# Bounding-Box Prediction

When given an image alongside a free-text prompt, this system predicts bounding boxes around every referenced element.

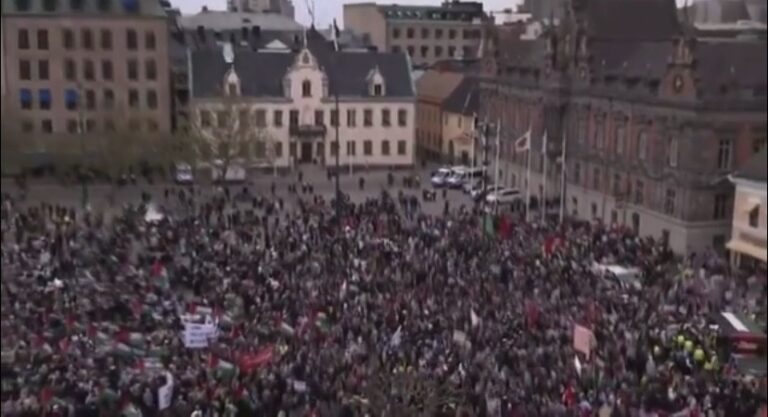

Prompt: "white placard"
[183,323,217,348]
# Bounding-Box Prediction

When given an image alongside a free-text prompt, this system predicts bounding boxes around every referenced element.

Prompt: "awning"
[727,239,768,263]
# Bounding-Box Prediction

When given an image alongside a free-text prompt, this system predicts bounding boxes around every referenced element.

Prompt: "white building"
[189,30,417,169]
[228,0,295,19]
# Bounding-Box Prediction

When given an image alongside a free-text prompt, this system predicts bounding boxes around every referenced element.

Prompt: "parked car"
[471,184,504,202]
[485,188,522,205]
[211,161,247,183]
[430,167,455,187]
[447,167,485,189]
[173,163,194,184]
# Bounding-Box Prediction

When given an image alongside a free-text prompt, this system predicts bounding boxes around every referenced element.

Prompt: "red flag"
[65,314,76,329]
[525,301,539,328]
[238,345,274,372]
[40,386,53,405]
[498,215,511,239]
[114,328,130,344]
[207,353,219,369]
[561,384,575,407]
[58,337,70,353]
[151,260,163,277]
[135,358,145,371]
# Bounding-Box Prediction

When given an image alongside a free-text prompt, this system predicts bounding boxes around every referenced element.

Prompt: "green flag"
[483,213,495,237]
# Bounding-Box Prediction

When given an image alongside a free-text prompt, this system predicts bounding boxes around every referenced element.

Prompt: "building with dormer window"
[189,29,416,169]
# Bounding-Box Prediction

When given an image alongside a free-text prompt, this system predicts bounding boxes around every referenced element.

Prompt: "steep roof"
[583,0,682,41]
[416,70,465,102]
[443,77,480,115]
[1,0,165,16]
[733,146,767,182]
[191,31,414,99]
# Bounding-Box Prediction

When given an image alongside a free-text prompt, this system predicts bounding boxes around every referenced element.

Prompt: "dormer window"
[302,53,310,65]
[373,83,383,96]
[302,80,312,98]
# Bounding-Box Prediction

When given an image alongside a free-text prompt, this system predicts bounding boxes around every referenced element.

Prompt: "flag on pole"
[515,129,531,152]
[541,130,548,153]
[483,213,495,236]
[331,19,341,52]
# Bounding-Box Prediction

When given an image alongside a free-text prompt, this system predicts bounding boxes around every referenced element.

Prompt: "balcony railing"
[289,124,327,137]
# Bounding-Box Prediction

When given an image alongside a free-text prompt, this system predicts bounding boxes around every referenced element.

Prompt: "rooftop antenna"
[305,0,316,27]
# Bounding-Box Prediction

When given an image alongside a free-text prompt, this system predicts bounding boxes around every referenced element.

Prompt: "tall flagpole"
[525,131,532,223]
[493,118,501,199]
[559,131,567,225]
[541,131,548,223]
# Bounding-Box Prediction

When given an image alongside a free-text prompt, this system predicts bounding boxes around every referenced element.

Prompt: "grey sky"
[177,0,523,28]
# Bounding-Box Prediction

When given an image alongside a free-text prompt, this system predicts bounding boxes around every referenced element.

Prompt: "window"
[573,163,581,184]
[81,29,93,50]
[38,89,51,110]
[421,28,429,39]
[717,139,732,170]
[85,119,97,133]
[392,46,401,53]
[273,110,283,127]
[634,180,644,205]
[145,59,157,81]
[330,109,339,127]
[63,29,75,49]
[397,140,407,156]
[595,119,604,149]
[147,119,159,132]
[668,138,679,167]
[18,29,30,49]
[346,140,356,156]
[749,206,760,228]
[449,29,456,39]
[420,46,429,58]
[612,173,622,195]
[593,168,601,190]
[41,119,53,133]
[407,46,414,57]
[19,89,32,110]
[382,109,391,127]
[382,140,391,156]
[753,137,767,154]
[101,60,113,81]
[37,60,50,81]
[363,109,373,127]
[615,125,626,156]
[289,110,299,126]
[217,111,229,128]
[435,28,443,39]
[664,189,676,215]
[101,29,112,50]
[637,131,648,161]
[713,194,729,220]
[103,89,115,109]
[274,142,283,158]
[127,89,140,109]
[67,119,79,134]
[127,59,138,81]
[435,46,443,57]
[448,46,456,58]
[128,119,141,132]
[398,109,408,127]
[83,59,95,81]
[37,29,49,50]
[65,59,77,81]
[347,109,356,127]
[331,142,339,157]
[406,28,414,39]
[200,110,212,128]
[126,29,138,50]
[146,90,158,109]
[19,60,31,81]
[238,110,250,128]
[392,28,400,39]
[374,83,383,96]
[145,31,156,50]
[65,89,78,110]
[255,109,267,127]
[314,110,324,126]
[85,89,96,110]
[363,140,373,156]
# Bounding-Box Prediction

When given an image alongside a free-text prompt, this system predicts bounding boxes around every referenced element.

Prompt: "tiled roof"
[733,146,767,182]
[693,40,767,93]
[584,0,682,41]
[416,70,465,102]
[443,77,479,115]
[1,0,166,16]
[178,10,303,31]
[191,30,414,99]
[590,41,674,80]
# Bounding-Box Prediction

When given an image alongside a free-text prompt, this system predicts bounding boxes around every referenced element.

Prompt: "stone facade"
[728,147,767,267]
[479,0,767,255]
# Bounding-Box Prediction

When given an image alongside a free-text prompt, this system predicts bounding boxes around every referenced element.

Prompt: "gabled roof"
[1,0,165,16]
[443,77,480,116]
[733,146,767,183]
[583,0,682,41]
[191,30,414,99]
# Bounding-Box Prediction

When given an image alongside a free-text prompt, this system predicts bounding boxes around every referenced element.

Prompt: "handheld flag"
[515,129,531,152]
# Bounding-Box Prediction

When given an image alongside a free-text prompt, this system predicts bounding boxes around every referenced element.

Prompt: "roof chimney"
[201,5,208,12]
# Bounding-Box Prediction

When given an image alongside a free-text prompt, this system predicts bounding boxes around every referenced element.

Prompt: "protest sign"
[183,322,217,349]
[573,324,595,358]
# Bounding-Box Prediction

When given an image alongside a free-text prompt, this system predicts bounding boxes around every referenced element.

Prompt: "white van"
[447,167,485,189]
[211,160,247,183]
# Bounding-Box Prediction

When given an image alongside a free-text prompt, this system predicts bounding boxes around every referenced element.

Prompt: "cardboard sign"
[183,323,217,349]
[573,324,596,358]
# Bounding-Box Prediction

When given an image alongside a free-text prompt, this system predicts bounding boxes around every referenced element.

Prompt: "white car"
[485,188,522,205]
[211,161,247,183]
[471,184,503,201]
[430,167,456,187]
[173,163,194,184]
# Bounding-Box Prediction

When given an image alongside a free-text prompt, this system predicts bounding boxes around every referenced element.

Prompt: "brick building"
[479,0,767,254]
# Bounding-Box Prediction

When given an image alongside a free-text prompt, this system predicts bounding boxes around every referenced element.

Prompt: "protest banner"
[238,345,275,372]
[573,323,595,358]
[183,322,217,349]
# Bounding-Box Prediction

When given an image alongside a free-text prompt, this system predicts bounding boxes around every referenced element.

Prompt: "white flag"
[515,129,531,151]
[158,371,174,410]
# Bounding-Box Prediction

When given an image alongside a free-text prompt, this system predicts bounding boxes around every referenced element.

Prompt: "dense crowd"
[0,179,766,417]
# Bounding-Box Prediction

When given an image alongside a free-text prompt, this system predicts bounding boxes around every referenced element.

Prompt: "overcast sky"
[177,0,523,29]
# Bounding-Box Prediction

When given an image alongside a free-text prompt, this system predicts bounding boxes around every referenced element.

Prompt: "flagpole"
[559,131,567,225]
[541,131,548,223]
[525,134,532,223]
[493,119,501,214]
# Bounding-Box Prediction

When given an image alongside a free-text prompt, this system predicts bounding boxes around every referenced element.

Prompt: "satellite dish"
[223,42,235,64]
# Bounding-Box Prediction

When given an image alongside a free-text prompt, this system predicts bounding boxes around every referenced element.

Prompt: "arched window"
[302,80,311,98]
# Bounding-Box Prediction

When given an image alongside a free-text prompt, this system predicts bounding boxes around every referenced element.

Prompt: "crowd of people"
[0,175,766,417]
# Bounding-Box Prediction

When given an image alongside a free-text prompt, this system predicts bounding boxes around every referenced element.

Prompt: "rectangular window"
[302,81,312,97]
[65,89,78,110]
[330,110,339,127]
[749,206,760,228]
[363,109,373,127]
[435,46,443,58]
[381,140,390,156]
[101,29,112,50]
[274,142,283,158]
[38,60,49,80]
[85,119,97,133]
[664,189,676,216]
[67,119,79,134]
[19,89,32,110]
[363,140,373,156]
[200,110,212,128]
[634,180,644,205]
[217,111,229,128]
[612,173,622,195]
[392,28,400,39]
[81,29,93,50]
[595,120,604,150]
[145,59,157,81]
[449,29,456,39]
[146,90,158,109]
[713,193,729,220]
[346,140,356,156]
[289,110,299,126]
[22,121,35,134]
[347,109,356,127]
[406,28,414,39]
[593,168,601,190]
[255,110,267,127]
[668,138,679,167]
[126,29,138,50]
[239,110,250,128]
[37,29,49,50]
[315,110,324,126]
[83,59,95,81]
[38,89,51,110]
[382,109,391,127]
[85,89,96,110]
[717,139,732,170]
[128,89,139,109]
[18,29,30,49]
[101,60,113,81]
[435,28,443,39]
[637,131,648,160]
[397,140,407,156]
[145,31,156,50]
[65,59,77,81]
[273,110,283,127]
[41,119,53,133]
[63,29,75,49]
[398,109,408,127]
[331,142,339,157]
[573,163,581,185]
[420,46,428,58]
[103,89,115,109]
[421,28,429,39]
[616,125,626,156]
[127,59,138,81]
[19,60,31,81]
[448,46,456,58]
